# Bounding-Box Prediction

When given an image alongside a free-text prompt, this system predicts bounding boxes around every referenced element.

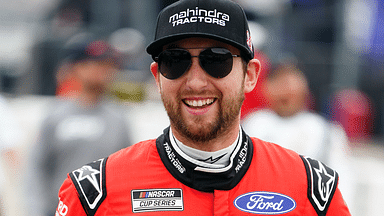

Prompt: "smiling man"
[55,0,351,215]
[153,37,253,151]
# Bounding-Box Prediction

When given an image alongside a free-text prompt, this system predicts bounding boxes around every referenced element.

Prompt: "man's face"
[266,72,308,117]
[74,59,117,94]
[154,38,248,144]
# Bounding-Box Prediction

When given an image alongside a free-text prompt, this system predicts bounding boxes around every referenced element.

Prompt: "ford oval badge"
[234,191,296,214]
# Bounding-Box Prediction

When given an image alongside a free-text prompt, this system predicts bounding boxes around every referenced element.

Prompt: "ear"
[244,58,261,93]
[150,62,161,91]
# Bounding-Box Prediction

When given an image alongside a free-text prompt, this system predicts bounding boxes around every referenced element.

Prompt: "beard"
[161,87,245,143]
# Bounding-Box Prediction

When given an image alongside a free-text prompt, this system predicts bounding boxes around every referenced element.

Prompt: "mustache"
[178,89,221,98]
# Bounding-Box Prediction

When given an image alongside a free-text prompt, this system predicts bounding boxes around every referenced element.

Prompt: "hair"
[267,63,306,82]
[240,53,251,77]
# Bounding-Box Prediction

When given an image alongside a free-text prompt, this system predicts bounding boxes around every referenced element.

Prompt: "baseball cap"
[146,0,254,61]
[63,33,118,64]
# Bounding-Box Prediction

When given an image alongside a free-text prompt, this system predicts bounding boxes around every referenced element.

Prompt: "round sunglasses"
[154,47,241,80]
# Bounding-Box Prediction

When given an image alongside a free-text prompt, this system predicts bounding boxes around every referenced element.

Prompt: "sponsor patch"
[69,158,107,216]
[56,199,68,216]
[163,142,186,173]
[131,189,183,213]
[234,191,296,214]
[169,7,230,27]
[300,156,338,216]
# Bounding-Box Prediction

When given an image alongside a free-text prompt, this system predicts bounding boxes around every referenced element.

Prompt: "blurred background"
[0,0,383,215]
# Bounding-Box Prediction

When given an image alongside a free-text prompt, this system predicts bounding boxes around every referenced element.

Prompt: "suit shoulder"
[300,155,340,215]
[106,139,159,173]
[109,139,157,162]
[63,139,158,215]
[249,137,342,215]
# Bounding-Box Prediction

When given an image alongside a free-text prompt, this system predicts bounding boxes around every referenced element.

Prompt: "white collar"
[169,127,241,170]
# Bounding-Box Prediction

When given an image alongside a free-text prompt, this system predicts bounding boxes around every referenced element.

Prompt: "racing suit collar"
[169,127,240,169]
[156,127,253,192]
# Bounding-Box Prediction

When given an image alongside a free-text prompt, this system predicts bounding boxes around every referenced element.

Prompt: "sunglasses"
[154,47,241,80]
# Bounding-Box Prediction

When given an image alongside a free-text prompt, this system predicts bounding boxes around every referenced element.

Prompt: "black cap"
[146,0,254,61]
[64,33,118,63]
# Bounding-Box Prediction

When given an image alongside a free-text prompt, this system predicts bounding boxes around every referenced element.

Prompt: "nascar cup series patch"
[131,189,184,213]
[234,191,296,214]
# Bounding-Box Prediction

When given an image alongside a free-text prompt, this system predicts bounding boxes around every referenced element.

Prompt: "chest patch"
[131,189,184,213]
[234,191,296,214]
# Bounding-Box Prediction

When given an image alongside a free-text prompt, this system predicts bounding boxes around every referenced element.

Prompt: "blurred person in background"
[0,94,24,215]
[56,0,350,215]
[25,33,133,216]
[328,88,375,144]
[242,63,356,207]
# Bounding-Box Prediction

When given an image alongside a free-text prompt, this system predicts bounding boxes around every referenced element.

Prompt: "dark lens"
[199,48,233,78]
[158,49,191,79]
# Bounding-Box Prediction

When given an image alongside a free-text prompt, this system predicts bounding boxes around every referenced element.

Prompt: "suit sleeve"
[55,176,87,216]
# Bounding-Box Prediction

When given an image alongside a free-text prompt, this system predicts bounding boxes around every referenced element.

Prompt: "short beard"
[161,87,245,144]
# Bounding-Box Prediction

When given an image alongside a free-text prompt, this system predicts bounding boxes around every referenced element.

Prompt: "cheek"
[159,78,181,97]
[220,73,245,95]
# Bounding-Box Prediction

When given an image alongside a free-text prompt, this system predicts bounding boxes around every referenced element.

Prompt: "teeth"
[185,98,214,107]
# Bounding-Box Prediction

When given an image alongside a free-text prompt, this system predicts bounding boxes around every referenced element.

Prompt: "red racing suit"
[56,127,351,215]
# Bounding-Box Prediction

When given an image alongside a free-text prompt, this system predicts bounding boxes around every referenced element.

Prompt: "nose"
[184,56,209,90]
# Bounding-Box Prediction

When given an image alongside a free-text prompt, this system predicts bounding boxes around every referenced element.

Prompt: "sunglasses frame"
[154,47,241,80]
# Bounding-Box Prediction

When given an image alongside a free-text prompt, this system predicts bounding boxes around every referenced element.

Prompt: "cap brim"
[146,32,253,61]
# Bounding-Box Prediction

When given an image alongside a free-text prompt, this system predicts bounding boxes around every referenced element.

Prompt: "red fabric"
[57,138,350,215]
[56,178,87,216]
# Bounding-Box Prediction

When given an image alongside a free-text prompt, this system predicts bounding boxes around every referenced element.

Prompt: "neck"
[170,123,241,152]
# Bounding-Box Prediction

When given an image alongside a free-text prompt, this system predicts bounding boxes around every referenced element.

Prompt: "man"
[27,34,132,216]
[56,0,351,215]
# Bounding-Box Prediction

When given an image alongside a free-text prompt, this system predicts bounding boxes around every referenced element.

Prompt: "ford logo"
[234,191,296,214]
